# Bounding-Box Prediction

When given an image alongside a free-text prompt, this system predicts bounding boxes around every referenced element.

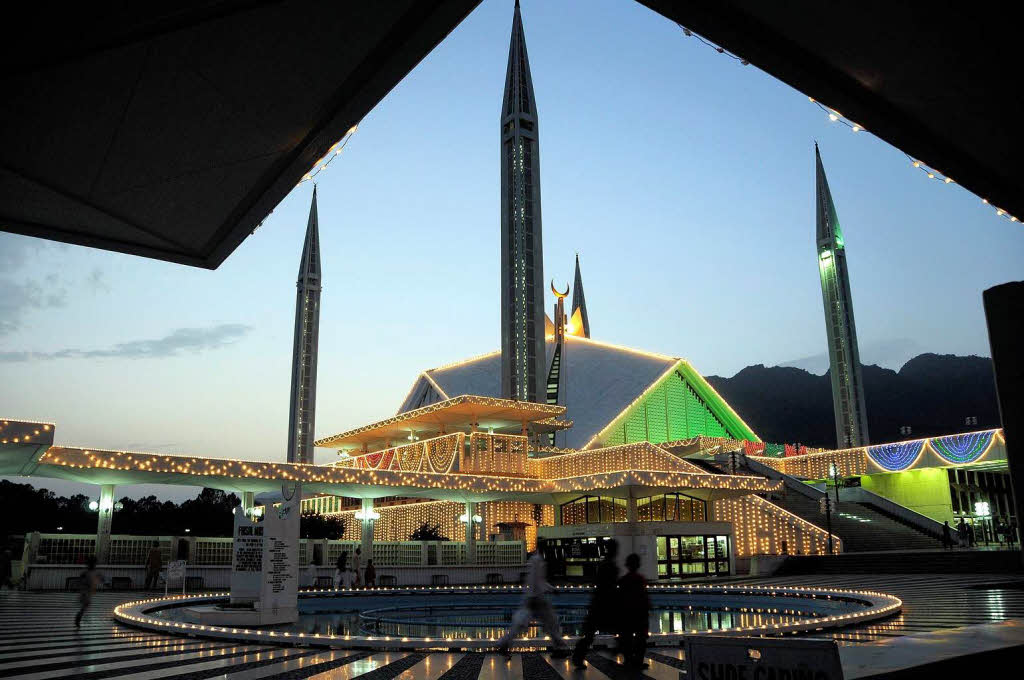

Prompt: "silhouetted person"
[966,522,976,547]
[617,553,650,669]
[335,550,348,589]
[942,521,953,550]
[957,518,968,548]
[144,542,162,589]
[364,559,376,588]
[572,539,619,669]
[75,556,102,628]
[0,548,12,589]
[497,551,571,660]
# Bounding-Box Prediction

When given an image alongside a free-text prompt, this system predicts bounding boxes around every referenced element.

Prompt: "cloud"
[87,268,111,293]
[0,323,252,362]
[0,278,68,336]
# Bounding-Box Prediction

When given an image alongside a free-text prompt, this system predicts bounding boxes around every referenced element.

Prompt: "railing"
[526,441,704,478]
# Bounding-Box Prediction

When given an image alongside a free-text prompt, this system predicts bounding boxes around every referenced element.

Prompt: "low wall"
[25,563,527,590]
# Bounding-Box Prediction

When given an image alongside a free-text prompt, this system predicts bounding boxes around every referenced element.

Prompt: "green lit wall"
[601,368,755,446]
[860,468,953,523]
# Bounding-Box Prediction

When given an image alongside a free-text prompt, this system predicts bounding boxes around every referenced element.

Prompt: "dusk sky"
[2,0,1021,500]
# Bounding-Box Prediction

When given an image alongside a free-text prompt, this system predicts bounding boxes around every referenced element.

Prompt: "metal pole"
[825,495,834,555]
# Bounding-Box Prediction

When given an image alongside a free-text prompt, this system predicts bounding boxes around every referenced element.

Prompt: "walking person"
[364,559,376,588]
[957,518,968,548]
[352,547,362,588]
[144,542,162,590]
[74,556,103,628]
[334,550,348,589]
[966,522,976,548]
[617,553,650,669]
[497,551,571,659]
[0,548,12,590]
[941,521,953,550]
[572,539,619,669]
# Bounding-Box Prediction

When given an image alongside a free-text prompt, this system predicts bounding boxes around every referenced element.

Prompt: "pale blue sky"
[2,0,1021,500]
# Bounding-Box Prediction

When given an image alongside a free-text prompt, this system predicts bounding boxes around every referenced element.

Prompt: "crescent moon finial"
[550,279,569,298]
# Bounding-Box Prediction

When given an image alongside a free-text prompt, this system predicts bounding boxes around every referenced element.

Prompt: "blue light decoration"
[930,430,994,465]
[867,440,925,472]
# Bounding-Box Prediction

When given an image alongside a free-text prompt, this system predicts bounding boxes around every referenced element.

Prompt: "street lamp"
[974,501,991,545]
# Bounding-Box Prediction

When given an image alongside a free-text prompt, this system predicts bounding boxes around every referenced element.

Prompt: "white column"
[464,501,476,564]
[360,498,374,560]
[96,484,115,563]
[479,502,489,542]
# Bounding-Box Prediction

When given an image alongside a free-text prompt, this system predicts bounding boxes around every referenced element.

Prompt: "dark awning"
[0,0,480,268]
[638,0,1024,223]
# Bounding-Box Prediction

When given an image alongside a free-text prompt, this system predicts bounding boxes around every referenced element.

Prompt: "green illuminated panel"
[608,365,757,446]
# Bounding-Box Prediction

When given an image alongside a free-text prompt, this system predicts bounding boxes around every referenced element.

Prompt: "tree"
[300,512,346,539]
[409,522,447,541]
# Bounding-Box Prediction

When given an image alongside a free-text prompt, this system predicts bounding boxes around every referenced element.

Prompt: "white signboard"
[260,494,301,619]
[231,508,264,604]
[685,635,843,680]
[165,560,187,595]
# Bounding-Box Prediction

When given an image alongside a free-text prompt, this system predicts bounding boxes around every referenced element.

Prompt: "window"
[637,493,706,522]
[655,534,730,578]
[559,495,627,525]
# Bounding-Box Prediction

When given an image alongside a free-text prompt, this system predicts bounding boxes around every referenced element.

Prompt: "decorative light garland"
[866,440,926,472]
[929,430,995,465]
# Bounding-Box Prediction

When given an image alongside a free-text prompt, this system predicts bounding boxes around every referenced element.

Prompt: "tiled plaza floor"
[1,573,1022,679]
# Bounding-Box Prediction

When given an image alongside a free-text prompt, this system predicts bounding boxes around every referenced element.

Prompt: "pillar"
[241,491,255,515]
[464,501,476,564]
[360,498,374,561]
[479,502,488,542]
[96,484,115,563]
[984,282,1024,563]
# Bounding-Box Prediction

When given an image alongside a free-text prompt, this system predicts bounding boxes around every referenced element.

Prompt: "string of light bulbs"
[676,24,749,65]
[811,99,1020,223]
[298,124,359,185]
[674,22,1020,225]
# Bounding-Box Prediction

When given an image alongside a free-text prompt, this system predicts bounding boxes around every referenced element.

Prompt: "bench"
[110,576,132,590]
[486,573,503,584]
[379,575,397,587]
[430,574,449,586]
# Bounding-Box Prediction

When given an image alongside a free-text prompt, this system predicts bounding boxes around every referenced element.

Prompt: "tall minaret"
[287,187,322,464]
[570,253,591,338]
[500,0,546,403]
[816,145,869,449]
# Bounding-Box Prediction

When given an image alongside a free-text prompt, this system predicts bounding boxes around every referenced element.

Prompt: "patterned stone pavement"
[1,573,1022,679]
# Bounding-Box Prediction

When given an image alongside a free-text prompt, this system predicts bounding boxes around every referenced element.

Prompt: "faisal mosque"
[0,2,1013,588]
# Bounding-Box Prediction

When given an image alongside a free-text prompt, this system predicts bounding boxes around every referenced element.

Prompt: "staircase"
[687,454,944,553]
[773,549,1024,575]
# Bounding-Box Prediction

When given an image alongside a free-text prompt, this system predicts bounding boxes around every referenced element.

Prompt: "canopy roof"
[315,395,568,452]
[0,1,481,267]
[0,423,778,504]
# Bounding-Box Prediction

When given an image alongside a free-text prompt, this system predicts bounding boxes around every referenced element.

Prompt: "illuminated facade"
[816,144,869,449]
[500,0,547,404]
[287,189,321,464]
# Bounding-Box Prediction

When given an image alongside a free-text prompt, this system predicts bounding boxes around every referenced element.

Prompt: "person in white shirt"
[352,547,362,588]
[497,551,570,659]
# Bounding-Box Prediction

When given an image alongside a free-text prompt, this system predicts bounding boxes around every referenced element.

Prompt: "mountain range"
[705,353,1001,449]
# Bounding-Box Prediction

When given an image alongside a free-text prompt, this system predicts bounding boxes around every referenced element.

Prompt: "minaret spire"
[570,253,591,338]
[816,145,869,448]
[287,187,322,464]
[500,0,546,403]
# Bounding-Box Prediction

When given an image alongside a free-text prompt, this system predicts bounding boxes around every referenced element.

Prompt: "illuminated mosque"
[0,2,1012,587]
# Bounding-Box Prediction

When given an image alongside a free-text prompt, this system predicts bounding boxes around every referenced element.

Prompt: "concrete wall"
[859,468,953,523]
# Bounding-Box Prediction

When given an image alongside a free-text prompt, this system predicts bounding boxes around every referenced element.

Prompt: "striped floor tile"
[2,573,1022,678]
